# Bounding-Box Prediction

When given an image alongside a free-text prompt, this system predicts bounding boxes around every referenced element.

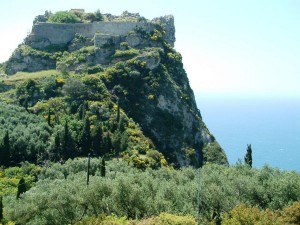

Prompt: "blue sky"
[1,0,299,98]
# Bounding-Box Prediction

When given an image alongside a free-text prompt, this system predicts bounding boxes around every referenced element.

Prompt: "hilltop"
[1,10,300,225]
[0,10,228,167]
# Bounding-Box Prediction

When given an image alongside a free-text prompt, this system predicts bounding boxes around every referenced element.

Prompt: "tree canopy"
[48,11,81,23]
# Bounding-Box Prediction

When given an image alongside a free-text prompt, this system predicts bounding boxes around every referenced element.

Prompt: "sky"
[0,0,300,98]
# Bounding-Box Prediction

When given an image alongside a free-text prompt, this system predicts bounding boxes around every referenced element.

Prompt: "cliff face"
[102,48,228,166]
[3,11,228,167]
[5,14,175,75]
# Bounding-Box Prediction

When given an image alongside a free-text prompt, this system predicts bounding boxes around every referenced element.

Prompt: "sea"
[195,94,300,172]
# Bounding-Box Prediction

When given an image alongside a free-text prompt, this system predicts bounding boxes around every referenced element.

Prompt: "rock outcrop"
[3,11,228,167]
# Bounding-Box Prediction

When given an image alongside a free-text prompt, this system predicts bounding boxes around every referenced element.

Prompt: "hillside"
[0,10,227,167]
[1,10,300,225]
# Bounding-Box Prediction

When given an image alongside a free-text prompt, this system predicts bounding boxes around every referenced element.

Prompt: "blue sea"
[196,94,300,172]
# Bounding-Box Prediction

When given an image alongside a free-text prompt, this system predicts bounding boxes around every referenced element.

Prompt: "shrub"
[48,11,81,23]
[222,204,281,225]
[112,49,139,60]
[87,65,104,74]
[281,201,300,225]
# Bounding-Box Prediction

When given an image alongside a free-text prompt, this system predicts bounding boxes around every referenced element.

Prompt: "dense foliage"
[46,10,104,24]
[0,41,227,167]
[0,95,166,168]
[2,11,299,225]
[0,102,52,164]
[48,11,81,23]
[1,159,299,224]
[2,18,228,167]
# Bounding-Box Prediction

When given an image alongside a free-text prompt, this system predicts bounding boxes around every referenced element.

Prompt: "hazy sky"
[1,0,299,98]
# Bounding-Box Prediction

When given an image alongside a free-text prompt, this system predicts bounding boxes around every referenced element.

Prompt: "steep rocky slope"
[1,10,227,167]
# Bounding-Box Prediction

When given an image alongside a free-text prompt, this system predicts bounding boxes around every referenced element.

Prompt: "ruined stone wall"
[26,17,175,48]
[28,23,93,45]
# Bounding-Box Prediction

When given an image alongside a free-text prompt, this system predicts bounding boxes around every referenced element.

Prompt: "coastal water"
[196,95,300,172]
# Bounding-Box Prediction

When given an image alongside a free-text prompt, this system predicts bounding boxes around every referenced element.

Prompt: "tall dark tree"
[47,107,51,126]
[103,133,113,155]
[54,132,62,161]
[62,121,74,160]
[78,101,87,120]
[17,177,27,199]
[54,113,60,125]
[118,115,127,132]
[112,130,122,157]
[87,154,91,186]
[0,131,11,167]
[92,124,103,156]
[116,99,120,123]
[244,144,252,168]
[81,116,91,156]
[95,9,103,21]
[196,148,203,169]
[101,157,106,177]
[16,79,38,108]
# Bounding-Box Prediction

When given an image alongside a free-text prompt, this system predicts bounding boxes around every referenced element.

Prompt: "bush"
[87,65,104,74]
[75,213,196,225]
[112,49,139,60]
[83,10,103,23]
[222,204,281,225]
[48,11,81,23]
[155,213,196,225]
[281,201,300,225]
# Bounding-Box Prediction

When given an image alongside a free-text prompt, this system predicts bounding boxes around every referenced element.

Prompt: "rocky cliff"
[2,11,228,167]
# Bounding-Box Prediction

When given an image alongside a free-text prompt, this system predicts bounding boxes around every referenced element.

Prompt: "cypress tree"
[95,9,103,21]
[81,116,91,156]
[87,154,91,186]
[55,113,60,125]
[244,144,253,168]
[54,132,61,161]
[17,177,26,199]
[62,121,74,160]
[92,124,102,157]
[116,99,120,123]
[0,131,11,167]
[118,115,126,132]
[101,157,106,177]
[103,133,113,155]
[78,101,87,120]
[112,130,122,157]
[47,107,51,126]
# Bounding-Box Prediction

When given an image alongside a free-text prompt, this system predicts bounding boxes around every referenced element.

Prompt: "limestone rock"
[136,51,160,70]
[3,11,228,167]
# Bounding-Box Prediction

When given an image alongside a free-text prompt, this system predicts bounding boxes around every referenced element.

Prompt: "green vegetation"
[1,34,227,167]
[82,10,103,23]
[244,144,253,167]
[75,213,196,224]
[16,177,26,199]
[56,46,96,73]
[0,102,52,164]
[2,13,228,166]
[112,48,140,60]
[1,160,299,224]
[48,11,81,23]
[0,75,166,167]
[46,10,103,24]
[0,162,40,197]
[3,11,292,224]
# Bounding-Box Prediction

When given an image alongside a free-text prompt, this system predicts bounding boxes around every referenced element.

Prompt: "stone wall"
[25,16,175,49]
